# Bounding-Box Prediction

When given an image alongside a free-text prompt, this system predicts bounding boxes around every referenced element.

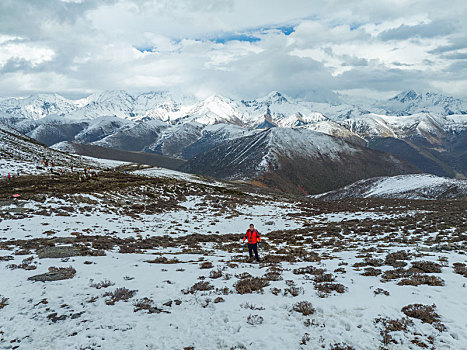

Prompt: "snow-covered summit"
[314,174,467,200]
[381,90,467,116]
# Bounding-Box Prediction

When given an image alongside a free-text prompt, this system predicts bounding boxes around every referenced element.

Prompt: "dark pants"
[248,243,260,261]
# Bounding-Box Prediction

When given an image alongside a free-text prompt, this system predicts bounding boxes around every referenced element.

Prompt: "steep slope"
[0,123,87,176]
[182,128,419,194]
[314,174,467,200]
[54,142,185,170]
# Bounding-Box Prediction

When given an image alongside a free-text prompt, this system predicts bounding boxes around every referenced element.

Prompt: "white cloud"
[0,0,466,100]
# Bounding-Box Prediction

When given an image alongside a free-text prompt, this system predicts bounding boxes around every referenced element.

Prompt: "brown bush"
[365,258,384,267]
[209,269,223,279]
[104,287,137,305]
[398,274,444,286]
[373,288,390,296]
[330,343,355,350]
[235,277,269,294]
[90,279,114,289]
[263,271,282,281]
[0,296,8,309]
[453,262,467,277]
[293,266,325,275]
[314,282,346,297]
[362,267,382,276]
[235,272,252,279]
[374,317,413,345]
[145,256,181,264]
[385,250,411,267]
[381,268,413,281]
[314,273,335,283]
[270,287,281,295]
[292,301,315,316]
[200,261,213,269]
[187,281,214,294]
[401,304,446,332]
[133,297,169,314]
[284,286,304,297]
[411,261,442,273]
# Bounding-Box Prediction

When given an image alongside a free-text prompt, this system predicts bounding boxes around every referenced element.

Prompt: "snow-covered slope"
[380,90,467,116]
[183,127,418,194]
[0,123,93,176]
[314,174,467,200]
[1,166,466,349]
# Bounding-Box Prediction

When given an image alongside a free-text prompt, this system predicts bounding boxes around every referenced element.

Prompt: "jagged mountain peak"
[390,90,421,103]
[257,91,290,104]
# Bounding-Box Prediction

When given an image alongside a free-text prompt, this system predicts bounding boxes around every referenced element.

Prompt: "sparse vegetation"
[0,296,8,309]
[104,287,137,305]
[401,304,446,332]
[246,314,263,325]
[235,277,269,294]
[292,301,315,316]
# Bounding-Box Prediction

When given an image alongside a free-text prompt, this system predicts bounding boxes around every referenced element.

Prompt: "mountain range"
[0,89,466,194]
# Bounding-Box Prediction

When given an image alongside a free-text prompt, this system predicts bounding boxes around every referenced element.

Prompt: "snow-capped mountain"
[313,174,467,200]
[0,94,78,120]
[380,90,467,116]
[182,127,418,194]
[1,89,466,187]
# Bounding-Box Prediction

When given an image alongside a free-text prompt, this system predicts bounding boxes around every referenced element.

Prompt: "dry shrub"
[200,261,213,269]
[104,287,137,305]
[314,273,335,283]
[90,279,114,289]
[365,258,384,267]
[235,277,269,294]
[133,297,170,314]
[145,256,181,264]
[271,287,281,295]
[330,343,355,350]
[362,267,382,276]
[385,250,411,267]
[235,272,252,279]
[453,262,467,277]
[246,314,263,325]
[374,317,413,345]
[133,297,153,311]
[314,282,346,297]
[401,304,446,332]
[263,271,282,281]
[292,301,315,316]
[187,281,214,294]
[0,296,8,309]
[411,261,442,273]
[381,268,413,281]
[398,274,444,286]
[373,288,390,296]
[241,302,265,310]
[293,266,325,276]
[209,269,223,279]
[284,286,304,297]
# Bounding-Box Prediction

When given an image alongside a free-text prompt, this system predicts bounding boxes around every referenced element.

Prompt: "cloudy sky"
[1,0,466,101]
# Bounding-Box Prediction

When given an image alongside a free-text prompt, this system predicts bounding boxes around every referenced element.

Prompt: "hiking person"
[243,224,261,262]
[7,173,11,181]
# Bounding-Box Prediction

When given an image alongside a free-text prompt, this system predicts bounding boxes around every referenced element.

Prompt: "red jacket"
[244,229,261,244]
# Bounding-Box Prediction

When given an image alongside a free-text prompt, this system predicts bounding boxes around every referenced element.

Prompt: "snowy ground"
[0,170,466,349]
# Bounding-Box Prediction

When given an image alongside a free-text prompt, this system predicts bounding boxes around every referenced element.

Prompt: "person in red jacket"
[243,224,261,262]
